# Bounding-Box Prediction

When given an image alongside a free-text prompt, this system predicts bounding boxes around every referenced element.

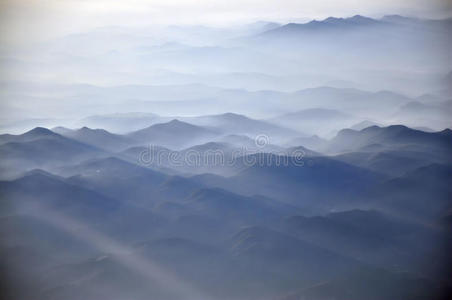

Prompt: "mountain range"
[2,12,452,300]
[1,117,451,300]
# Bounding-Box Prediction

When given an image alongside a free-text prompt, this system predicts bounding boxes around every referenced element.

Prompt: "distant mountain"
[269,108,357,136]
[180,141,235,153]
[260,15,452,40]
[183,188,296,225]
[327,125,452,176]
[274,108,352,121]
[215,134,256,147]
[180,141,301,173]
[203,153,384,210]
[0,171,119,219]
[334,149,431,177]
[182,112,302,142]
[176,142,242,175]
[60,157,168,206]
[0,128,104,178]
[327,125,452,154]
[413,126,436,132]
[285,87,411,118]
[0,127,59,145]
[261,15,385,37]
[59,156,165,179]
[127,119,219,149]
[284,135,328,151]
[119,140,286,176]
[156,175,206,205]
[63,87,421,133]
[118,145,178,174]
[79,112,165,133]
[283,145,321,157]
[215,134,287,154]
[391,101,452,130]
[51,126,73,135]
[244,21,281,34]
[350,120,383,131]
[53,126,134,151]
[119,138,321,176]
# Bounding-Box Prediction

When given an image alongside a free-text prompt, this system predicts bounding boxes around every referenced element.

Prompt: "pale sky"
[1,0,451,44]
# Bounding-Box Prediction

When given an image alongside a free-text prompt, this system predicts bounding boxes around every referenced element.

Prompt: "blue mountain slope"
[227,153,384,208]
[368,163,452,220]
[0,171,119,218]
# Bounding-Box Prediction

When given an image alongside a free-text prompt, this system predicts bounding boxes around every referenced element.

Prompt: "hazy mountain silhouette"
[183,112,302,141]
[262,15,384,37]
[128,119,218,149]
[194,153,384,212]
[350,120,383,130]
[0,127,60,145]
[183,188,296,225]
[326,125,452,154]
[269,108,356,136]
[2,119,450,300]
[0,128,105,178]
[80,112,163,133]
[325,125,452,176]
[53,126,134,151]
[284,135,328,151]
[392,101,452,129]
[0,171,119,219]
[60,157,169,207]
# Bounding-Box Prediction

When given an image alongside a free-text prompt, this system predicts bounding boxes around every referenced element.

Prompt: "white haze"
[0,1,451,135]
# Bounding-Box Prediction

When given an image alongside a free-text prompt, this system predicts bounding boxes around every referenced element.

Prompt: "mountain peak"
[324,17,342,23]
[360,125,382,132]
[161,119,204,130]
[218,112,249,121]
[439,128,452,135]
[145,119,197,130]
[350,15,372,21]
[25,127,55,136]
[77,126,109,134]
[78,126,94,132]
[128,118,217,149]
